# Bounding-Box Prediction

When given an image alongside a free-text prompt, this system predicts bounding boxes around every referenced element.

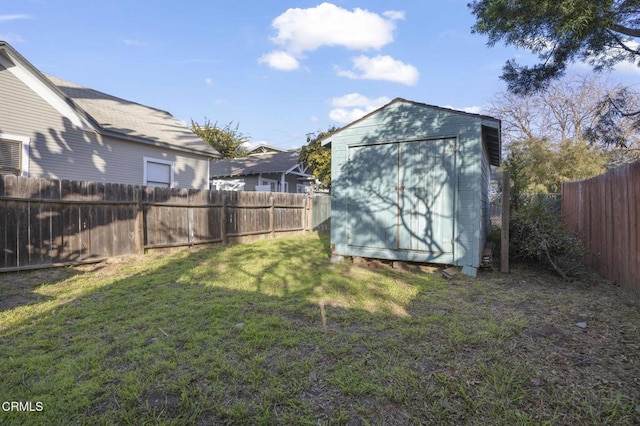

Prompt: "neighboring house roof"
[0,41,219,158]
[210,151,310,178]
[247,144,288,155]
[320,97,501,166]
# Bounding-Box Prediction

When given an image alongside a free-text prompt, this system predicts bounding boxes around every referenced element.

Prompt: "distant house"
[247,144,287,155]
[0,41,219,189]
[210,151,315,193]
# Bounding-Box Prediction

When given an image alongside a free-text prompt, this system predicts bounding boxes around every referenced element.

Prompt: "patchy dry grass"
[0,234,639,425]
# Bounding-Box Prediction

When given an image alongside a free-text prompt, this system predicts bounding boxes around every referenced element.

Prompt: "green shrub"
[509,201,584,280]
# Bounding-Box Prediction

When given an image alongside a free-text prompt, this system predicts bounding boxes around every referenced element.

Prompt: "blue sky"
[2,1,639,150]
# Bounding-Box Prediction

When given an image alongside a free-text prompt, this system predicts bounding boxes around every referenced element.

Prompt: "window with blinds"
[0,138,22,176]
[144,157,174,188]
[146,161,172,187]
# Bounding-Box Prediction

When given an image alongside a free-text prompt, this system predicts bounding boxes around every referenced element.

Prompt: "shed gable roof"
[0,41,219,158]
[321,97,502,166]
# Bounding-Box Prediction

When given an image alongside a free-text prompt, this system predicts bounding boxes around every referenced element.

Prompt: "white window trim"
[259,177,279,192]
[143,157,175,187]
[0,133,30,177]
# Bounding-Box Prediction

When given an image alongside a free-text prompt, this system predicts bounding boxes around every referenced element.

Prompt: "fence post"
[221,193,227,244]
[501,170,510,273]
[136,190,144,254]
[304,196,310,232]
[269,195,275,238]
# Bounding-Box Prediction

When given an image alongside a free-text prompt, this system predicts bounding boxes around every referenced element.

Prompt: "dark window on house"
[0,138,22,176]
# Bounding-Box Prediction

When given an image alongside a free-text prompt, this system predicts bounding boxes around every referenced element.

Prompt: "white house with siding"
[0,41,219,189]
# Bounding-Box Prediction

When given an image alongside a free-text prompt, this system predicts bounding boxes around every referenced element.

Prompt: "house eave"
[210,170,314,180]
[1,41,220,159]
[100,129,220,158]
[0,42,101,132]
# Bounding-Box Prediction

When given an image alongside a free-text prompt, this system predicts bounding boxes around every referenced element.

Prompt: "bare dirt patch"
[474,264,640,415]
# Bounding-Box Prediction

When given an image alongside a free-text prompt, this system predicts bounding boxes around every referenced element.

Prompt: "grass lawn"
[1,234,639,425]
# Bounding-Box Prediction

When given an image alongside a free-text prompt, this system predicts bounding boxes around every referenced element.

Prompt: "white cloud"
[613,60,640,74]
[612,40,640,74]
[462,105,484,114]
[442,105,485,114]
[329,93,391,123]
[383,11,405,21]
[0,14,30,22]
[204,78,213,86]
[241,140,268,150]
[260,3,403,70]
[337,54,419,85]
[123,39,147,47]
[568,40,640,75]
[258,50,300,71]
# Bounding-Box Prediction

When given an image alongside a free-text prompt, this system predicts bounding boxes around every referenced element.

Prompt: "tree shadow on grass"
[0,234,440,425]
[2,234,638,425]
[0,265,83,311]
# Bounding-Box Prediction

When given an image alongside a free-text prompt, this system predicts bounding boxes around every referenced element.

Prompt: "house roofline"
[99,128,219,158]
[210,168,315,180]
[0,41,103,132]
[0,40,220,159]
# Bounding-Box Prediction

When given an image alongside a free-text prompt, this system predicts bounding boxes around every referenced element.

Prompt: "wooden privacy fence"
[0,175,331,272]
[561,161,640,297]
[311,193,331,234]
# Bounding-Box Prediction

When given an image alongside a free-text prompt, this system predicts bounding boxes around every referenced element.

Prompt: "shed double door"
[346,138,456,258]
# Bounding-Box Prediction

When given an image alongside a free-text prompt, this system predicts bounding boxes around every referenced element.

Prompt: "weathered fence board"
[562,161,640,297]
[312,194,331,233]
[0,175,331,271]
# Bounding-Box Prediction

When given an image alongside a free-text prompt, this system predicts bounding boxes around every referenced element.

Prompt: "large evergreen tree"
[469,0,640,95]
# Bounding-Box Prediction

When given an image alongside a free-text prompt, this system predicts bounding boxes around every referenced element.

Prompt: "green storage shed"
[321,98,501,274]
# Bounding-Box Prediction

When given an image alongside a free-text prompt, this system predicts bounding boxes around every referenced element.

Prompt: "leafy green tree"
[503,137,608,199]
[191,119,249,159]
[469,0,640,95]
[504,138,558,196]
[299,126,338,189]
[556,139,610,183]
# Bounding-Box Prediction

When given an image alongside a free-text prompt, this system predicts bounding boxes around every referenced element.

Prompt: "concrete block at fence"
[330,255,345,264]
